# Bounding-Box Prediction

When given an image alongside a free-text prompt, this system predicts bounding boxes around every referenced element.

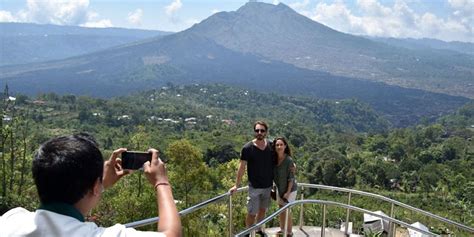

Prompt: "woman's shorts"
[276,190,297,206]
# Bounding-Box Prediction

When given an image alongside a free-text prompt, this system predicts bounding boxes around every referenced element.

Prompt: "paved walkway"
[256,226,363,237]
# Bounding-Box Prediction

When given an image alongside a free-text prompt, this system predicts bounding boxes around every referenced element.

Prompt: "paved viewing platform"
[262,226,362,237]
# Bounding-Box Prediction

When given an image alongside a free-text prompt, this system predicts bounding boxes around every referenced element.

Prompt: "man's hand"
[229,185,238,195]
[143,149,169,186]
[103,148,129,189]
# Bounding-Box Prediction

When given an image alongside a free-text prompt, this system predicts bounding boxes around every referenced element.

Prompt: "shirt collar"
[38,202,85,222]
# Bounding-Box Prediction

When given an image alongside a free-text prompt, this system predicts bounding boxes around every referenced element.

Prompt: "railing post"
[321,204,326,237]
[228,194,233,237]
[345,192,352,236]
[284,209,290,236]
[389,203,395,237]
[298,186,304,229]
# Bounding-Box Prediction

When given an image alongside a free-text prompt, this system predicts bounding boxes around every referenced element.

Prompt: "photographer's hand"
[143,149,168,185]
[103,148,129,189]
[144,148,182,236]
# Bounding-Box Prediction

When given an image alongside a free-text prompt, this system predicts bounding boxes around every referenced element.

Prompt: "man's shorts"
[247,185,272,215]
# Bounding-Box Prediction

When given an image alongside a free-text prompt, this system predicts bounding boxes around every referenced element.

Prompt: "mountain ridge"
[0,2,470,127]
[188,2,474,99]
[0,22,172,66]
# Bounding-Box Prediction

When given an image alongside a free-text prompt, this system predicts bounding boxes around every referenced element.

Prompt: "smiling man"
[229,121,274,236]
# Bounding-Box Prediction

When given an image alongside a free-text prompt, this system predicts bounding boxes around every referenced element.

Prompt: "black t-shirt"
[241,140,274,188]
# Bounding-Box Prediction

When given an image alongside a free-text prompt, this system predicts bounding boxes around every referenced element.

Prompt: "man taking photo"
[0,133,182,237]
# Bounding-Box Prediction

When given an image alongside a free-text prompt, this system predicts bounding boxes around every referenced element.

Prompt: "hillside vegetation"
[0,84,472,235]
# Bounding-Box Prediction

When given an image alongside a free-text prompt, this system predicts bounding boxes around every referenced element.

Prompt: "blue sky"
[0,0,472,42]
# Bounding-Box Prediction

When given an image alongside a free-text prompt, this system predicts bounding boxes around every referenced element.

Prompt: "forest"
[0,83,472,236]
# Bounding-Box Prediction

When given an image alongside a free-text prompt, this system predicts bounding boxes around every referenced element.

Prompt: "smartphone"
[121,151,152,170]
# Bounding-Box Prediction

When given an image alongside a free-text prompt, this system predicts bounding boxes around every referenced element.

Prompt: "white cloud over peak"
[0,0,112,28]
[165,0,182,16]
[128,8,143,25]
[303,0,473,42]
[289,0,309,11]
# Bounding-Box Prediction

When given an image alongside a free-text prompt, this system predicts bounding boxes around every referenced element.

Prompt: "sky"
[0,0,472,42]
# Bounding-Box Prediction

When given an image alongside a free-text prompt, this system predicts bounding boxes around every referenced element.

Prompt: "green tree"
[204,142,238,166]
[305,148,355,187]
[419,164,441,193]
[167,139,211,207]
[166,139,212,236]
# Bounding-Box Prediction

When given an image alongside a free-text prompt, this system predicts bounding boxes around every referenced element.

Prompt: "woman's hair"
[272,137,292,157]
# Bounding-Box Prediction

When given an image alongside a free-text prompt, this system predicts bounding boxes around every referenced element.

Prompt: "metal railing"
[297,183,474,235]
[124,183,474,236]
[124,186,249,230]
[235,199,439,237]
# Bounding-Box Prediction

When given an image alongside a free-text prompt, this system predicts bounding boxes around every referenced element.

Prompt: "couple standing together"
[229,121,297,237]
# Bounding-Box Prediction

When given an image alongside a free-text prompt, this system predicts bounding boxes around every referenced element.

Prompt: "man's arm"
[144,149,181,237]
[229,160,247,194]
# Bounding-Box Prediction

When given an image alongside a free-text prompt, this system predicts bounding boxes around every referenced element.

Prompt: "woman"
[272,137,297,237]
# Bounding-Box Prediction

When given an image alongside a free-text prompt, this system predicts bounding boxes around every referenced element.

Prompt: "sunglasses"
[254,129,266,133]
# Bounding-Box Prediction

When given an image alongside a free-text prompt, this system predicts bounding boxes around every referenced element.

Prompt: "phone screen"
[121,151,152,170]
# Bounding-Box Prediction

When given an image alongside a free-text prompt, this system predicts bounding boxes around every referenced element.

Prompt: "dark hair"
[254,121,268,131]
[32,133,103,204]
[272,137,292,157]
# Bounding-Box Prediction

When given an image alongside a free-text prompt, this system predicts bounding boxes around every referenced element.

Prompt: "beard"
[255,134,265,140]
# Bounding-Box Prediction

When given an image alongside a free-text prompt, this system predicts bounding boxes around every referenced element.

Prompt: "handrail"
[298,183,474,233]
[235,199,439,237]
[124,186,249,228]
[124,183,473,235]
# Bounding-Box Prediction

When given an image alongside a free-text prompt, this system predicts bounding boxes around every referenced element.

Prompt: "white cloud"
[302,0,473,42]
[0,10,16,22]
[273,0,280,4]
[80,19,113,28]
[165,0,182,24]
[211,9,220,14]
[165,0,182,16]
[357,0,391,17]
[128,8,143,25]
[289,0,310,11]
[0,0,113,27]
[448,0,474,9]
[448,0,473,32]
[22,0,90,25]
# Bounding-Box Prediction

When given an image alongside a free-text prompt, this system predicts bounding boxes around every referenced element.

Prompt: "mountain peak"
[189,0,336,45]
[237,1,295,15]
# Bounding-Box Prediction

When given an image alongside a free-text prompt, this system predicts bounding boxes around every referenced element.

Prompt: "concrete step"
[260,226,363,237]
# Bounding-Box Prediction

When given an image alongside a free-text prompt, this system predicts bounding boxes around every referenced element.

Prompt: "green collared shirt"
[38,202,84,222]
